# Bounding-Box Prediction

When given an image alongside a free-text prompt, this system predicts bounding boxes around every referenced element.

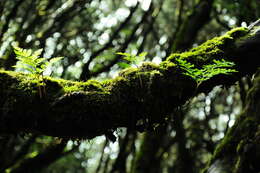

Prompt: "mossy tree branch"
[0,26,259,139]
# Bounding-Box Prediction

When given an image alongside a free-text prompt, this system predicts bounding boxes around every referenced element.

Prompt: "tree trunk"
[202,70,260,173]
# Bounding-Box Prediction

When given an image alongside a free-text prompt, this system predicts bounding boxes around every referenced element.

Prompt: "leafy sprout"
[116,52,147,68]
[116,52,147,88]
[12,45,63,98]
[12,46,62,75]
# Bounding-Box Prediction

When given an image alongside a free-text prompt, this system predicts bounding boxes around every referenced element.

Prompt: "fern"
[12,45,63,98]
[116,52,147,88]
[175,58,237,82]
[13,46,62,75]
[116,52,147,68]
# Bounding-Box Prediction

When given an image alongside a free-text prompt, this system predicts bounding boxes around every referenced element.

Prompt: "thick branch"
[0,26,259,139]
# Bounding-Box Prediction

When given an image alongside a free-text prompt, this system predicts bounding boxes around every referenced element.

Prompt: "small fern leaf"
[49,57,63,64]
[33,48,43,57]
[13,64,35,73]
[13,47,32,58]
[35,58,46,65]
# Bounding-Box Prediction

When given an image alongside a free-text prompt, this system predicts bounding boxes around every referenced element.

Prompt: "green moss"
[212,131,233,159]
[159,61,178,73]
[236,140,246,154]
[118,67,139,77]
[203,112,260,173]
[226,27,249,38]
[62,80,104,93]
[0,71,41,97]
[167,27,249,66]
[0,70,108,101]
[212,115,256,159]
[139,62,161,71]
[106,76,131,94]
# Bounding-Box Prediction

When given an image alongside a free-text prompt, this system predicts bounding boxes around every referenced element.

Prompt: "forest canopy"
[0,0,260,173]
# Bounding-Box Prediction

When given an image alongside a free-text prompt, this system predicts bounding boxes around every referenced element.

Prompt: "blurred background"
[0,0,259,172]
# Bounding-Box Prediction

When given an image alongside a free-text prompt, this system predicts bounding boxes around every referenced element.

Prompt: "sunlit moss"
[139,62,161,71]
[167,27,249,66]
[118,67,139,78]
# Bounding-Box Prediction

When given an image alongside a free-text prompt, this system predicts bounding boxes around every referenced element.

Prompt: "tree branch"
[0,26,259,139]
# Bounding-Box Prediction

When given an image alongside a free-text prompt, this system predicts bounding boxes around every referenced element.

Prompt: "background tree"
[0,0,259,173]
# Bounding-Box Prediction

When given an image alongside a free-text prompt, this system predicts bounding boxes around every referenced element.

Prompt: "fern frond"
[12,45,62,75]
[175,57,237,82]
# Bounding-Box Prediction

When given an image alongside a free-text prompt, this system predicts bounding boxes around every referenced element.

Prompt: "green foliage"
[175,58,237,82]
[116,52,147,68]
[13,45,62,75]
[12,45,63,98]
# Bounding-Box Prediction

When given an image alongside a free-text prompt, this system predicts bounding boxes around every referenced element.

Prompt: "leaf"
[36,68,44,74]
[135,54,145,64]
[117,62,131,68]
[13,47,32,58]
[116,52,135,62]
[123,56,135,62]
[35,58,46,64]
[18,58,36,68]
[49,57,63,64]
[116,52,131,56]
[40,64,47,70]
[33,48,43,57]
[138,52,147,57]
[13,64,35,73]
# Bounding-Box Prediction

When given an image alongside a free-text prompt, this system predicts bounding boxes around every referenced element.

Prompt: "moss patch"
[167,27,248,66]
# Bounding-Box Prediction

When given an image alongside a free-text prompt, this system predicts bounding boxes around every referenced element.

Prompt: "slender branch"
[10,142,67,173]
[137,1,164,55]
[213,7,231,30]
[171,0,214,53]
[0,1,7,17]
[0,135,37,172]
[80,3,139,80]
[0,0,24,39]
[95,139,109,173]
[165,0,184,58]
[87,4,154,78]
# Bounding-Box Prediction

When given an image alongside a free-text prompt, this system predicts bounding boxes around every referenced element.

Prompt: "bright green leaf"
[49,57,63,64]
[118,62,131,68]
[138,52,147,57]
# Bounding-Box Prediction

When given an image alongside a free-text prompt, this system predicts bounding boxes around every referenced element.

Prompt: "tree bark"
[0,26,259,140]
[202,69,260,173]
